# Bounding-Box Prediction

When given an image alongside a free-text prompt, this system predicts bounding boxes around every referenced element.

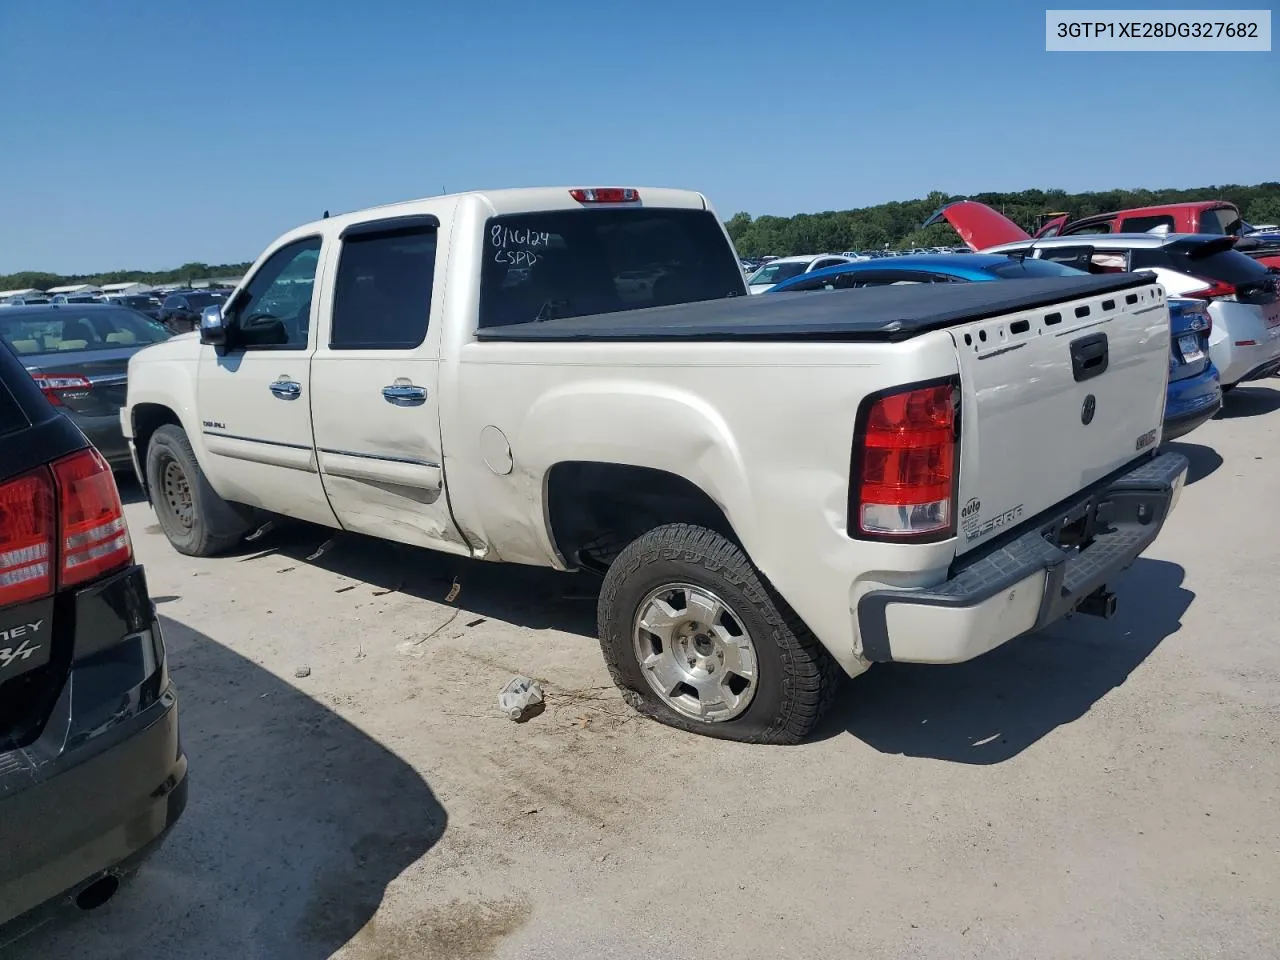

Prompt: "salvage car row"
[2,184,1276,944]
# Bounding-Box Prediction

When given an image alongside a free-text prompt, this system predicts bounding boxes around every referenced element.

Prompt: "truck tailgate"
[950,280,1171,556]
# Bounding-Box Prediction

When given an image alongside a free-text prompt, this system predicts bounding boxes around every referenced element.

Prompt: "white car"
[122,185,1186,743]
[982,234,1280,389]
[746,254,852,294]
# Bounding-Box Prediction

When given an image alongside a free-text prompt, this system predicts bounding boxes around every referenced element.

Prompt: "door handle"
[269,378,302,400]
[1069,333,1109,383]
[382,383,427,407]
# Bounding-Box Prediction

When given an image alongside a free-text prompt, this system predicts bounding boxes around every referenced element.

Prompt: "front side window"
[330,224,437,349]
[231,237,322,350]
[478,208,744,327]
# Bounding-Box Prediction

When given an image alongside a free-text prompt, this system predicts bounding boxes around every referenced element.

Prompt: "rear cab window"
[478,208,746,328]
[1199,207,1242,235]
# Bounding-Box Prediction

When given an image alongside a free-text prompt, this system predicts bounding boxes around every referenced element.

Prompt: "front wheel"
[146,425,250,556]
[597,524,841,744]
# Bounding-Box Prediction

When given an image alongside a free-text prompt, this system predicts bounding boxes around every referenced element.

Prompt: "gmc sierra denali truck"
[122,186,1188,744]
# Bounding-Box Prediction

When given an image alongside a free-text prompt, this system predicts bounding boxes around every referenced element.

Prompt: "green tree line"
[726,182,1280,257]
[5,182,1280,288]
[0,261,253,293]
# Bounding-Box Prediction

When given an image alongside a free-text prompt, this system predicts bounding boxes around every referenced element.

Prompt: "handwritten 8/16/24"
[491,225,551,266]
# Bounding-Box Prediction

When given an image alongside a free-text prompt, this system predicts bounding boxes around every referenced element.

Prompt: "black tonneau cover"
[476,273,1156,343]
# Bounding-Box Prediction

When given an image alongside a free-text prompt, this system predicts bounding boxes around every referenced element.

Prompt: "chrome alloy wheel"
[632,583,759,722]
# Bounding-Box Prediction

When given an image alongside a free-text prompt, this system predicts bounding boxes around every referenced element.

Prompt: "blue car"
[767,252,1094,290]
[1163,298,1223,440]
[770,254,1223,441]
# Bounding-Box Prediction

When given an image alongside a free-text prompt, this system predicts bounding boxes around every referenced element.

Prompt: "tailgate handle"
[1070,333,1109,382]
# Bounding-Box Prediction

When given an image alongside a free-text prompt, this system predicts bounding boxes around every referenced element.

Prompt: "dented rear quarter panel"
[441,333,963,672]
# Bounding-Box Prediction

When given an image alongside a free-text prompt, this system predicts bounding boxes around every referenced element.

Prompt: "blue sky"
[1,0,1275,274]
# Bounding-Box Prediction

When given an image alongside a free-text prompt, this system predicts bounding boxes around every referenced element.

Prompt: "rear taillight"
[852,380,959,540]
[0,470,55,606]
[52,448,132,588]
[1190,278,1237,302]
[0,448,132,608]
[31,373,92,408]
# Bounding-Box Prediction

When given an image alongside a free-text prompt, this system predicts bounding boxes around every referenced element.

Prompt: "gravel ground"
[8,386,1280,960]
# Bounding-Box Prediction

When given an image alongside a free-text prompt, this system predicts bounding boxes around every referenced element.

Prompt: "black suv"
[0,339,187,945]
[157,290,225,333]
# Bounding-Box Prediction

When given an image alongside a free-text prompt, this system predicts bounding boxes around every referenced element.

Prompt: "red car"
[927,200,1280,270]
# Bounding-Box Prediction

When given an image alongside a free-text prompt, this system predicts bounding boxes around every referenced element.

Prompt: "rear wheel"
[146,425,250,556]
[597,523,841,744]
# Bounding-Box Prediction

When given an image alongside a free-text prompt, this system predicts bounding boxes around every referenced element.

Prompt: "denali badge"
[1135,429,1157,451]
[1081,394,1096,425]
[0,640,41,670]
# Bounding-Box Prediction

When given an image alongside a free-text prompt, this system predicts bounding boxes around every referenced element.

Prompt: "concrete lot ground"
[10,386,1280,960]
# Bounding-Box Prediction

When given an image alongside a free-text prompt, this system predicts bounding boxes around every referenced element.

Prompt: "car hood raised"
[923,200,1032,251]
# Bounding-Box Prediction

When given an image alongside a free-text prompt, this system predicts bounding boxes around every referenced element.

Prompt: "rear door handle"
[1069,332,1109,383]
[382,383,427,407]
[269,378,301,400]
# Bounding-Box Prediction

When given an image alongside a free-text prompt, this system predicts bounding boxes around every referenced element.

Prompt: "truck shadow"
[257,523,601,638]
[1160,441,1222,484]
[1215,384,1280,419]
[7,616,446,960]
[820,558,1191,763]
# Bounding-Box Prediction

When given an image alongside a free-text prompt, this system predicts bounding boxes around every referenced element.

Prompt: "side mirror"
[199,304,227,345]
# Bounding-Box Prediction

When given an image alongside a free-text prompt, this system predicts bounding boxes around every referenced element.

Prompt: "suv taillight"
[1191,278,1237,301]
[52,448,132,587]
[851,379,959,540]
[0,448,131,607]
[0,470,56,606]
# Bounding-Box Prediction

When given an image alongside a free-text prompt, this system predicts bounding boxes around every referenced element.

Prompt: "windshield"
[749,261,810,286]
[0,307,172,356]
[986,258,1088,279]
[477,208,745,328]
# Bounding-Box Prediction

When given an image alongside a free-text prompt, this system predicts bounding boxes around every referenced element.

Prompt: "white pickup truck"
[123,186,1189,743]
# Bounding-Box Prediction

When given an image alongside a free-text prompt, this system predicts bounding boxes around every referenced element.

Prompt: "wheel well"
[131,403,182,480]
[546,462,739,574]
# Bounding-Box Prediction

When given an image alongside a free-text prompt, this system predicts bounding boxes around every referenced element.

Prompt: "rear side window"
[331,225,437,349]
[478,208,745,328]
[1119,215,1175,234]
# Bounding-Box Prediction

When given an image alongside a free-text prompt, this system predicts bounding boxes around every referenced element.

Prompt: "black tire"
[597,523,842,744]
[146,424,250,556]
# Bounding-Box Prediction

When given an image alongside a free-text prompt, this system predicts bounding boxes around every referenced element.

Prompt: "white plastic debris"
[499,676,545,722]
